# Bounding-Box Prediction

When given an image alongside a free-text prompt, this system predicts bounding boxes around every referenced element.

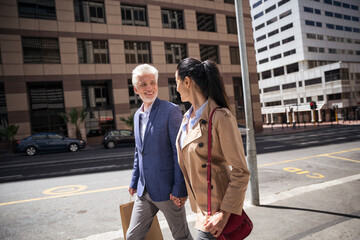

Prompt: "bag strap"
[207,107,219,216]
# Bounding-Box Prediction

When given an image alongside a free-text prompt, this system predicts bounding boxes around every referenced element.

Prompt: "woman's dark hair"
[177,58,230,109]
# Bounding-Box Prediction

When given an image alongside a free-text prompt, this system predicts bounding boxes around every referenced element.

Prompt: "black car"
[13,133,86,156]
[102,129,135,149]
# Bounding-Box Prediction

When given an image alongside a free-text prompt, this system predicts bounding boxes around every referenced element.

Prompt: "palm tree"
[59,108,88,140]
[0,124,19,146]
[120,113,135,131]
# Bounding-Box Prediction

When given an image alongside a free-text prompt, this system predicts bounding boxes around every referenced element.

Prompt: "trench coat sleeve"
[169,106,188,198]
[214,110,250,215]
[129,148,139,190]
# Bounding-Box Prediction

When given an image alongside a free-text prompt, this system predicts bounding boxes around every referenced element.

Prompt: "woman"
[173,58,250,239]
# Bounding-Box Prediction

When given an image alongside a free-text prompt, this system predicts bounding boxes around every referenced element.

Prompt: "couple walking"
[125,58,250,240]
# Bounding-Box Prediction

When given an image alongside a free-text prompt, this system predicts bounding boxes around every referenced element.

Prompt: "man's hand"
[129,187,137,196]
[170,194,188,208]
[204,210,231,238]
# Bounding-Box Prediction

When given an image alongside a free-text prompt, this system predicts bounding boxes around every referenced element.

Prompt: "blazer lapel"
[134,110,143,151]
[142,98,160,149]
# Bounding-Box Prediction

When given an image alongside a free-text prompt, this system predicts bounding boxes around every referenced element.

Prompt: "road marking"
[43,185,88,195]
[263,145,286,149]
[0,185,128,206]
[325,155,360,163]
[299,141,319,145]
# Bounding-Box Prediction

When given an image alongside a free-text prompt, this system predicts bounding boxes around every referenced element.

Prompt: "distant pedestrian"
[126,64,193,240]
[173,58,250,239]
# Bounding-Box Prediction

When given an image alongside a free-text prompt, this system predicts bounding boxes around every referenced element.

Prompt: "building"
[0,0,262,145]
[250,0,360,125]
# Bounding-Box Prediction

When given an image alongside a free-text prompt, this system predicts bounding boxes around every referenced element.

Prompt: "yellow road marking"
[259,148,360,167]
[0,185,128,206]
[325,155,360,163]
[43,185,88,195]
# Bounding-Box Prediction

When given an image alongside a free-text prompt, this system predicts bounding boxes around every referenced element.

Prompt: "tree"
[59,108,88,140]
[120,113,135,131]
[0,124,20,146]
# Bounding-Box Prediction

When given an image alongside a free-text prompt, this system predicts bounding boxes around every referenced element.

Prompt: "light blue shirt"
[139,102,154,142]
[179,100,208,149]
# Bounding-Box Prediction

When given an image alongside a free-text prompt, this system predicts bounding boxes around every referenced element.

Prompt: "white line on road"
[73,173,360,240]
[70,165,118,172]
[263,145,286,149]
[299,141,319,145]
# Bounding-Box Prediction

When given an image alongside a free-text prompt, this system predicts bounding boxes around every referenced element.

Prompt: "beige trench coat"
[176,99,250,231]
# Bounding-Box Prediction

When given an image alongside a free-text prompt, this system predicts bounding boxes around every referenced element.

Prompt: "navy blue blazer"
[129,98,187,201]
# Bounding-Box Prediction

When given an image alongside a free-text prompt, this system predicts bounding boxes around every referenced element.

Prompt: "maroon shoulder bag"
[207,107,253,240]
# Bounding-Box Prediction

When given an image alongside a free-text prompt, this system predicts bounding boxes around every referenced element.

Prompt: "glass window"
[258,46,267,53]
[226,16,237,34]
[164,43,187,64]
[229,46,240,65]
[305,77,322,86]
[279,9,291,19]
[74,0,105,23]
[268,29,279,37]
[199,45,219,63]
[333,1,341,6]
[282,36,294,44]
[304,7,313,13]
[270,54,281,61]
[262,70,271,80]
[28,82,66,134]
[324,0,332,5]
[263,86,280,93]
[255,23,265,31]
[77,40,109,64]
[265,4,276,13]
[281,23,293,31]
[316,22,322,27]
[336,25,343,30]
[278,0,290,7]
[342,3,350,8]
[352,17,359,22]
[161,9,184,29]
[124,41,151,64]
[325,11,333,17]
[282,82,296,90]
[197,13,216,32]
[326,23,335,29]
[284,49,296,56]
[253,0,262,9]
[224,0,234,4]
[274,67,284,77]
[305,20,315,26]
[286,63,299,73]
[269,41,280,49]
[259,58,268,64]
[334,13,342,19]
[315,9,321,14]
[325,69,340,82]
[256,34,266,42]
[351,5,359,10]
[18,0,56,20]
[308,46,318,52]
[266,17,277,25]
[253,11,264,20]
[22,37,60,64]
[343,15,351,20]
[121,5,147,26]
[127,79,142,110]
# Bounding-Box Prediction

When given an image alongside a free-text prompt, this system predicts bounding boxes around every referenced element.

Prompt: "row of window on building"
[253,0,290,19]
[17,0,238,34]
[19,37,242,65]
[307,46,360,56]
[304,6,359,22]
[305,20,360,33]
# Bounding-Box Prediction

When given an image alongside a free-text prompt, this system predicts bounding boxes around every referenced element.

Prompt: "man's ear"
[134,86,139,95]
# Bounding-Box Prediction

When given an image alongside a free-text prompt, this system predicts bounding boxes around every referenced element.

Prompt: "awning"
[261,103,325,114]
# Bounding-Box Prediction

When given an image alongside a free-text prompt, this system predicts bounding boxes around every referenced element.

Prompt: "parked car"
[102,129,135,149]
[13,133,86,156]
[238,123,247,136]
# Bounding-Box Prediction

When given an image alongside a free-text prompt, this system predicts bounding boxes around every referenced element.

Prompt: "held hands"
[170,194,188,208]
[204,210,231,238]
[128,187,137,196]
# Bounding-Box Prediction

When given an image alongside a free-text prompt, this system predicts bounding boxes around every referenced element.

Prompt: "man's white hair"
[132,64,159,87]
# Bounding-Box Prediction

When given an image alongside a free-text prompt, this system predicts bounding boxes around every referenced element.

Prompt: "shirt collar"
[184,99,208,121]
[139,102,154,116]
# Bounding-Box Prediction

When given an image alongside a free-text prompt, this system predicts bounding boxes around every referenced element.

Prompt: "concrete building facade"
[0,0,262,144]
[250,0,360,125]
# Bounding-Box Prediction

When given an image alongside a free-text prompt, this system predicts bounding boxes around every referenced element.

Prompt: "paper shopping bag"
[120,201,163,240]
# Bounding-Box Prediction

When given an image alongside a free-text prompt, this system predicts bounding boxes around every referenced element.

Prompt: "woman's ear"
[184,76,191,88]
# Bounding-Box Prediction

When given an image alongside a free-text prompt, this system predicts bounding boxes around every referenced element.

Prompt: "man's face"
[134,73,158,104]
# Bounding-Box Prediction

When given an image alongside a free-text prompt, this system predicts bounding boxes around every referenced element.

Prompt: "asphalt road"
[0,126,359,240]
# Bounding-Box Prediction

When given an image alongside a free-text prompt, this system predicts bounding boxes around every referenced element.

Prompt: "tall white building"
[250,0,360,124]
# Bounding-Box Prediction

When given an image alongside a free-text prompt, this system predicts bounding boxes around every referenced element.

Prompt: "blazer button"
[202,164,206,168]
[198,142,204,148]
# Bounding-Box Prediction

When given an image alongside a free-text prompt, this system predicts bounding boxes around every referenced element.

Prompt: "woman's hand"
[204,210,231,238]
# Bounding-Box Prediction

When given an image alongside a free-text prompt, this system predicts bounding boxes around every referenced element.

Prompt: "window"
[263,86,280,93]
[305,20,315,26]
[121,5,147,26]
[315,9,321,14]
[352,17,359,22]
[229,47,240,65]
[325,69,340,82]
[334,13,342,19]
[253,0,262,9]
[327,93,341,101]
[259,58,268,64]
[258,46,267,53]
[267,17,277,25]
[305,77,322,86]
[325,11,333,17]
[333,1,341,6]
[318,95,324,101]
[127,79,142,109]
[336,25,343,31]
[351,5,359,10]
[281,23,293,31]
[317,35,323,40]
[344,15,351,20]
[168,78,181,104]
[304,7,313,13]
[316,22,322,27]
[342,3,350,8]
[268,29,279,37]
[200,45,219,63]
[269,41,280,49]
[308,47,317,52]
[22,37,60,64]
[284,49,296,56]
[77,40,109,64]
[256,34,266,42]
[307,33,316,39]
[282,82,296,90]
[28,82,66,134]
[161,9,184,29]
[226,17,237,34]
[265,4,276,13]
[344,27,352,32]
[326,24,334,29]
[265,101,281,107]
[279,10,292,19]
[255,23,265,31]
[271,54,281,61]
[124,41,151,64]
[262,70,271,79]
[282,36,294,44]
[284,99,297,105]
[165,43,187,64]
[329,48,337,54]
[74,0,105,23]
[274,66,284,76]
[197,13,216,32]
[324,0,332,5]
[224,0,234,4]
[254,11,264,20]
[18,0,56,20]
[286,63,299,73]
[278,0,290,7]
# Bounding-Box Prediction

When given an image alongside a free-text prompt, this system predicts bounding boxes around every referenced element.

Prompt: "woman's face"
[175,70,189,102]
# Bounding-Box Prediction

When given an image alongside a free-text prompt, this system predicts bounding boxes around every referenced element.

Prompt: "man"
[126,64,192,240]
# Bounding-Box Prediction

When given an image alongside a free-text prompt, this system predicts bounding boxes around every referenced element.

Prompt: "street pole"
[234,0,260,206]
